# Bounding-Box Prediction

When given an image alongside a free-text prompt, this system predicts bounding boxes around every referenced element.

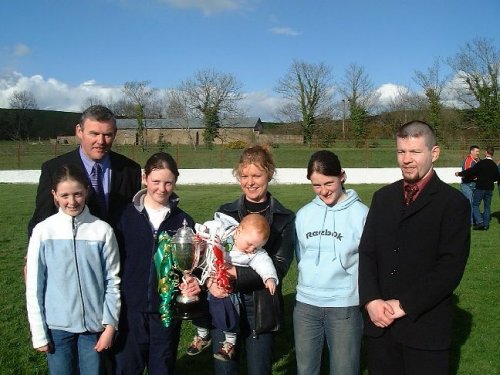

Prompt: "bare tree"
[109,98,136,118]
[148,90,165,119]
[275,61,333,145]
[384,86,427,132]
[8,90,38,140]
[122,80,155,149]
[338,63,380,145]
[448,37,500,138]
[387,86,427,122]
[9,90,39,109]
[179,69,243,148]
[81,96,103,111]
[165,89,198,149]
[414,59,449,140]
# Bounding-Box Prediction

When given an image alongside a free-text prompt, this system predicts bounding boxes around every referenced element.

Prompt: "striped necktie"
[90,163,106,215]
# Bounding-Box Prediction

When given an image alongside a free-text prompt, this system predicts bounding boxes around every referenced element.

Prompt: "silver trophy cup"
[171,219,204,311]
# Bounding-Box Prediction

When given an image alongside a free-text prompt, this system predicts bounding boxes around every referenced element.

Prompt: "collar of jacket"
[224,193,292,218]
[132,189,181,214]
[398,172,442,218]
[57,205,93,224]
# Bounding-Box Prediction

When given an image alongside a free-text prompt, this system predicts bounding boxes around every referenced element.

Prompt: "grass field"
[0,183,498,374]
[0,140,485,170]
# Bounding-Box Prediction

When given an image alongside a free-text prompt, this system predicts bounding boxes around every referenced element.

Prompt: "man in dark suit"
[358,120,470,374]
[28,104,142,235]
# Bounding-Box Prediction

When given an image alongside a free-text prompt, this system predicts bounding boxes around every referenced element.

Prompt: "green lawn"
[0,183,498,374]
[0,140,485,170]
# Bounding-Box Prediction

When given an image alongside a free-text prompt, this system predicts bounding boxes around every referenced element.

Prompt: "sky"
[1,0,499,121]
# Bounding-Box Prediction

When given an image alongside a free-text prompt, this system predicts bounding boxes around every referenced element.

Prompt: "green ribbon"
[153,232,178,327]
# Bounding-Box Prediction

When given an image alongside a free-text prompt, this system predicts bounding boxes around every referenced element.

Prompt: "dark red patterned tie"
[404,184,419,206]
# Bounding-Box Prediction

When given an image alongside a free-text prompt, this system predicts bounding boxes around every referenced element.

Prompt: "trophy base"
[177,294,199,304]
[173,299,209,320]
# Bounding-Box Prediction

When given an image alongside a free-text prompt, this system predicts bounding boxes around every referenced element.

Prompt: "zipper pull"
[72,217,77,238]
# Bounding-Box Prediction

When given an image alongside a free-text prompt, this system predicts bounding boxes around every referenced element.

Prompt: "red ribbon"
[212,244,231,292]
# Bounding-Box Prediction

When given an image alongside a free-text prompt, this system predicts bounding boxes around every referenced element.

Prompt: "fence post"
[17,142,21,169]
[176,142,180,167]
[365,139,369,167]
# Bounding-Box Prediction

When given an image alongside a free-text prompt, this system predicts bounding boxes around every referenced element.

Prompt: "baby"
[188,212,278,361]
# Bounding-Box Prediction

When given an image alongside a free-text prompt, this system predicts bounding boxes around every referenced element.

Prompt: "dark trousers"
[365,333,449,375]
[113,312,181,375]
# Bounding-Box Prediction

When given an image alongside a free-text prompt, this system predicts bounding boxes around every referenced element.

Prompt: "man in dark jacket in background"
[456,146,500,230]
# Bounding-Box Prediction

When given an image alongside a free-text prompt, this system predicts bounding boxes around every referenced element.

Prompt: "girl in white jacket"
[25,164,120,375]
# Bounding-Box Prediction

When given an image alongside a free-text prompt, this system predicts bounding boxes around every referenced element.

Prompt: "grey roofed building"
[116,117,263,131]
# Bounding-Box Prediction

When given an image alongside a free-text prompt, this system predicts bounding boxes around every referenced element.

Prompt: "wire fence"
[0,137,498,170]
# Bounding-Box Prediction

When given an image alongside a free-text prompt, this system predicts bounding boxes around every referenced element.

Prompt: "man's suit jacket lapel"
[109,152,123,212]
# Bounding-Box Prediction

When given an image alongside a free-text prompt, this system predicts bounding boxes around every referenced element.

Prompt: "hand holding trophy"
[170,219,207,319]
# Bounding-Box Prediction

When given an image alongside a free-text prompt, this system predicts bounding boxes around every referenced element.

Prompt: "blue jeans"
[293,301,362,375]
[460,182,475,224]
[472,189,493,229]
[47,329,102,375]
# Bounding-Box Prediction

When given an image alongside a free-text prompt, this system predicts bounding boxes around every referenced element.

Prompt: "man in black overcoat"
[359,120,470,374]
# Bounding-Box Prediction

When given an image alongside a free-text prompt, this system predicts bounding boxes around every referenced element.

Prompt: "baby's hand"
[265,278,277,295]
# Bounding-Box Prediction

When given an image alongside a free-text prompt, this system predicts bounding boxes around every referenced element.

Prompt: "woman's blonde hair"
[232,144,276,182]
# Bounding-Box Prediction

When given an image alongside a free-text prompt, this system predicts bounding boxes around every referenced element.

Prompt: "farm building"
[114,117,263,145]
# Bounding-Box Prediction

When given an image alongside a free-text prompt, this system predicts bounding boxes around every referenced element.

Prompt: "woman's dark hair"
[52,164,89,191]
[307,150,342,180]
[144,152,179,181]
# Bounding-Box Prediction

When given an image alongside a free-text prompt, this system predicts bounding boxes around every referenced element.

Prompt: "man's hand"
[385,299,406,319]
[365,299,396,328]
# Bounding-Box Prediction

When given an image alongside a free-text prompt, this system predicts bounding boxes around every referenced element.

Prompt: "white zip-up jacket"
[26,206,120,349]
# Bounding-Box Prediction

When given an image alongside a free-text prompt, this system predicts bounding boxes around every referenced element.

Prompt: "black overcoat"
[359,172,470,350]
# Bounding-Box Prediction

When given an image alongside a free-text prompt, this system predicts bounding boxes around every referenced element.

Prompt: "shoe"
[186,335,211,356]
[473,224,485,231]
[213,342,235,361]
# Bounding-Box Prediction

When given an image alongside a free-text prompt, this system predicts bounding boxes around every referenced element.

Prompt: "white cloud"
[158,0,246,15]
[0,71,285,120]
[13,43,31,57]
[0,72,430,121]
[0,71,124,111]
[269,27,301,37]
[376,83,408,104]
[241,90,286,121]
